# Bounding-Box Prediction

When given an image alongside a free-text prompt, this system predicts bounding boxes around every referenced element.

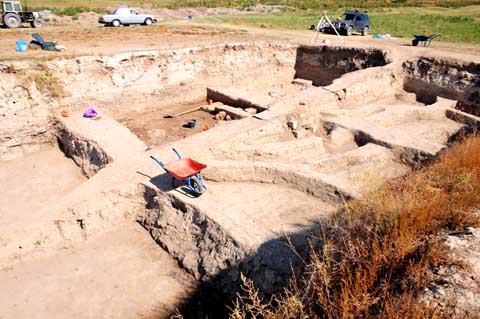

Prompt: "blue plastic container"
[16,40,28,52]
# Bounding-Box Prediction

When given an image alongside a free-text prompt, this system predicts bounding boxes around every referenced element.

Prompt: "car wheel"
[362,26,369,36]
[111,20,121,27]
[346,26,353,36]
[412,39,419,46]
[30,19,42,28]
[4,13,21,29]
[144,18,153,26]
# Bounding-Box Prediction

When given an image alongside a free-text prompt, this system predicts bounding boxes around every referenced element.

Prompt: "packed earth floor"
[0,20,480,319]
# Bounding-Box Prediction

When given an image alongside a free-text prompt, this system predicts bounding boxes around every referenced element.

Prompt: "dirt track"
[1,19,480,62]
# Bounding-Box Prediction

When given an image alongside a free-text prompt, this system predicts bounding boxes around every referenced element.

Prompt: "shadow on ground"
[145,222,322,319]
[137,170,199,198]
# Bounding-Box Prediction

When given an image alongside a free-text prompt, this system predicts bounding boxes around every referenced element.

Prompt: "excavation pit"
[0,146,86,230]
[1,41,480,319]
[117,100,222,147]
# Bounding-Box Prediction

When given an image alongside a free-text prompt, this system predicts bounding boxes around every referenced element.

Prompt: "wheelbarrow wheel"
[412,39,419,46]
[189,176,206,197]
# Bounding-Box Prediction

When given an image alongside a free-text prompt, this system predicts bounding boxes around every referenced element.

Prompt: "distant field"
[25,0,480,10]
[200,6,480,44]
[22,1,480,44]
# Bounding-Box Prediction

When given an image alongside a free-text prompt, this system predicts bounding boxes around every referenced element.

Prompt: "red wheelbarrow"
[150,148,207,196]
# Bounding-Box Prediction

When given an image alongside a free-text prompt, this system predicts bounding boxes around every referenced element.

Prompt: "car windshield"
[344,14,356,20]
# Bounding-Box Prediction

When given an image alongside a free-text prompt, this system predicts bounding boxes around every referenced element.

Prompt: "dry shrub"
[26,64,65,98]
[231,135,480,319]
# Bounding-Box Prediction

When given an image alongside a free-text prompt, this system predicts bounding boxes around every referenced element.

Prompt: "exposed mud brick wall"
[59,43,297,106]
[0,63,57,160]
[403,57,480,115]
[139,189,247,281]
[55,124,112,177]
[294,45,392,86]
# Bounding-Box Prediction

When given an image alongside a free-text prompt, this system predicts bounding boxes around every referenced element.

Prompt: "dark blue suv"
[324,11,370,36]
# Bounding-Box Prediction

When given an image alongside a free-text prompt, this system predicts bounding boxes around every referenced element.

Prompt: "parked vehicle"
[323,10,370,36]
[1,1,42,28]
[98,7,157,27]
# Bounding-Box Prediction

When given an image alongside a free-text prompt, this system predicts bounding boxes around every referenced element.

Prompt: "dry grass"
[25,64,65,98]
[231,135,480,319]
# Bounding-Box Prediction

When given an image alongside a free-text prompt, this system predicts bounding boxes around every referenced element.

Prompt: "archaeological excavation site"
[1,41,480,318]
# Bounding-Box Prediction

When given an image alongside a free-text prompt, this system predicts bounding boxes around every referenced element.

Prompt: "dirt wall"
[294,45,392,86]
[403,57,480,115]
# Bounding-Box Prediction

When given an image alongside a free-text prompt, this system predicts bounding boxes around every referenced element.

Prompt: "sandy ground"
[0,147,86,230]
[0,224,195,319]
[117,101,222,147]
[179,181,337,246]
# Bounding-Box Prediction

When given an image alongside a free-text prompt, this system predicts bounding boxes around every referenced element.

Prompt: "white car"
[98,7,157,27]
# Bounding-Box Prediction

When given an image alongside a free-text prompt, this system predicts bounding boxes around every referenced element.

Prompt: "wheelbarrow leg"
[197,172,207,190]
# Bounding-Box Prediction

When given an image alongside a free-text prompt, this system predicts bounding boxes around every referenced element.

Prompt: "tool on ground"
[31,33,57,51]
[150,148,207,197]
[185,119,196,128]
[412,34,440,47]
[311,11,344,45]
[163,105,202,118]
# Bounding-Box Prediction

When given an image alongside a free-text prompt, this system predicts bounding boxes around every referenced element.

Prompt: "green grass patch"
[24,0,480,10]
[202,6,480,44]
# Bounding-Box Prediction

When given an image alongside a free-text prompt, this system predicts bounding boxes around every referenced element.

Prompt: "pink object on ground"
[83,108,98,118]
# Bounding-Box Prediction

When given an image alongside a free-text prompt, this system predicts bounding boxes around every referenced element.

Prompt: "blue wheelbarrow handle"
[150,155,165,169]
[172,148,182,159]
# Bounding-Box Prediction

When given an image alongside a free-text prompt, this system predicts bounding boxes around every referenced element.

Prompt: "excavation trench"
[1,43,480,318]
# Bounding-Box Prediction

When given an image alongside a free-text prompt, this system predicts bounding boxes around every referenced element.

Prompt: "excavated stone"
[215,111,227,121]
[215,104,252,119]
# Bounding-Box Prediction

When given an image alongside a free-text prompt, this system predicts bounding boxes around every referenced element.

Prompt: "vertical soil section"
[294,45,391,86]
